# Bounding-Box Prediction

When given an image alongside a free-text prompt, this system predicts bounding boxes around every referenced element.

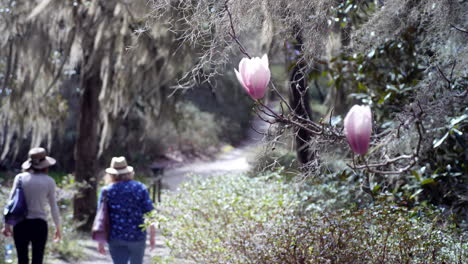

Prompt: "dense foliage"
[325,0,468,222]
[0,0,466,262]
[0,0,252,172]
[149,173,467,263]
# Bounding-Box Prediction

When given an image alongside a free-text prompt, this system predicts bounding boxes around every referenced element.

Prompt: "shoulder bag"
[92,189,110,242]
[4,176,28,226]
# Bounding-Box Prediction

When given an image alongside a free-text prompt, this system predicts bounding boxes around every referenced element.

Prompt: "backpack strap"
[101,188,108,202]
[17,175,23,188]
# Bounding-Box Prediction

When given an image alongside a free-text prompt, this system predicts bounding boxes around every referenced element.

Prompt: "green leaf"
[410,189,423,200]
[421,178,436,185]
[357,82,367,92]
[377,92,392,105]
[411,170,421,182]
[449,113,468,127]
[433,132,449,148]
[372,184,381,193]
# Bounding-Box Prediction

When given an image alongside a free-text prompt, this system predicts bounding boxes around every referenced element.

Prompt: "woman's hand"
[54,229,62,242]
[150,236,156,250]
[149,224,156,250]
[2,225,12,237]
[98,243,106,255]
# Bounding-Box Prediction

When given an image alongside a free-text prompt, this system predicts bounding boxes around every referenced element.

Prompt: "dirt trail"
[48,118,268,264]
[160,113,268,191]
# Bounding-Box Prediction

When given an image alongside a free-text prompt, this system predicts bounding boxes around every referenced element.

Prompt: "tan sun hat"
[21,147,56,170]
[105,156,134,175]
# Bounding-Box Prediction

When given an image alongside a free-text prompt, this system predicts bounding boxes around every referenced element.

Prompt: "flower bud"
[344,105,372,155]
[234,54,271,100]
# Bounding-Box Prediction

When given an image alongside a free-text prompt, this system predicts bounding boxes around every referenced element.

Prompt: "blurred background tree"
[0,0,251,230]
[0,0,466,233]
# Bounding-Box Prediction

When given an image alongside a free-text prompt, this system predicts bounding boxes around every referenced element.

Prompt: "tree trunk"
[288,26,314,164]
[71,0,115,232]
[73,69,102,231]
[289,59,314,164]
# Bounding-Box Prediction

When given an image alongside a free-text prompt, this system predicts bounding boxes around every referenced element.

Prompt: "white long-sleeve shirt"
[9,172,60,227]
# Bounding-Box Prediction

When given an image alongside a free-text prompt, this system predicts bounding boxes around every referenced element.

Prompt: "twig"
[280,101,285,116]
[450,23,468,34]
[224,0,293,112]
[257,101,282,119]
[271,82,293,112]
[249,123,268,136]
[436,65,452,89]
[224,1,250,59]
[351,154,413,169]
[294,81,312,121]
[255,111,275,124]
[449,60,456,83]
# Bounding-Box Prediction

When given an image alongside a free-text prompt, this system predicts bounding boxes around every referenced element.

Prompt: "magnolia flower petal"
[239,58,250,88]
[344,105,372,155]
[235,68,250,94]
[251,64,270,99]
[235,55,271,100]
[246,64,262,98]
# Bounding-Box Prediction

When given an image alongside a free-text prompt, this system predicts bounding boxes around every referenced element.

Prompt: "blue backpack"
[4,176,28,226]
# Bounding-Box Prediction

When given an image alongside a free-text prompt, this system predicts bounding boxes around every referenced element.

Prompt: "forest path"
[49,115,269,264]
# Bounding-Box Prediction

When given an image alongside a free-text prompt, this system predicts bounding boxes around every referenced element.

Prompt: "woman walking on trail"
[2,147,62,264]
[97,156,156,264]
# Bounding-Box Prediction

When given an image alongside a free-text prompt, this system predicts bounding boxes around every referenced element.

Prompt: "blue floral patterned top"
[98,180,154,242]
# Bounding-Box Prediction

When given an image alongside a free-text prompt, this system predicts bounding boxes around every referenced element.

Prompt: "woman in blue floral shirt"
[97,156,155,264]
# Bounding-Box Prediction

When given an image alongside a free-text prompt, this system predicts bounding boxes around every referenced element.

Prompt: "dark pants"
[13,219,48,264]
[108,240,146,264]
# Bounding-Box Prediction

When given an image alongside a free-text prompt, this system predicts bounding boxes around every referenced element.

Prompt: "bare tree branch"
[450,23,468,34]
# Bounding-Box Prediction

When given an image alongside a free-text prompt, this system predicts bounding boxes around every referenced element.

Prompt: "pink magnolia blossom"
[344,105,373,155]
[234,54,271,100]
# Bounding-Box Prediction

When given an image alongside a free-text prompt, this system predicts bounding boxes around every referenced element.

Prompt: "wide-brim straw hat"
[105,156,134,175]
[21,147,56,170]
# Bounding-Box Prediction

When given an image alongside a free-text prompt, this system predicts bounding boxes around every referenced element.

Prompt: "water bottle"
[4,244,13,264]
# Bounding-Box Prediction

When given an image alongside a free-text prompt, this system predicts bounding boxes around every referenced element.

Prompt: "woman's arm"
[48,178,61,242]
[149,224,156,250]
[8,175,19,199]
[96,187,107,255]
[141,183,156,249]
[1,225,12,237]
[2,175,19,237]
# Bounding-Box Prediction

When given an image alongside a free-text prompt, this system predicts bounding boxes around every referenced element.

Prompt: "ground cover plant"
[148,173,467,264]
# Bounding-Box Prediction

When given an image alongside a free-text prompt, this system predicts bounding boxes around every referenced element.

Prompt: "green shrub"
[149,173,298,263]
[48,177,84,262]
[234,206,467,264]
[173,102,223,153]
[0,186,13,264]
[148,173,467,264]
[248,146,301,181]
[46,212,84,262]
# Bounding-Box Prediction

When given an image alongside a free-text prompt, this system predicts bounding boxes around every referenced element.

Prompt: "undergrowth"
[148,173,467,264]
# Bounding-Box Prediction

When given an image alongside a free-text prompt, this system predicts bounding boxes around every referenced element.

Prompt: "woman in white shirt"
[2,147,62,264]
